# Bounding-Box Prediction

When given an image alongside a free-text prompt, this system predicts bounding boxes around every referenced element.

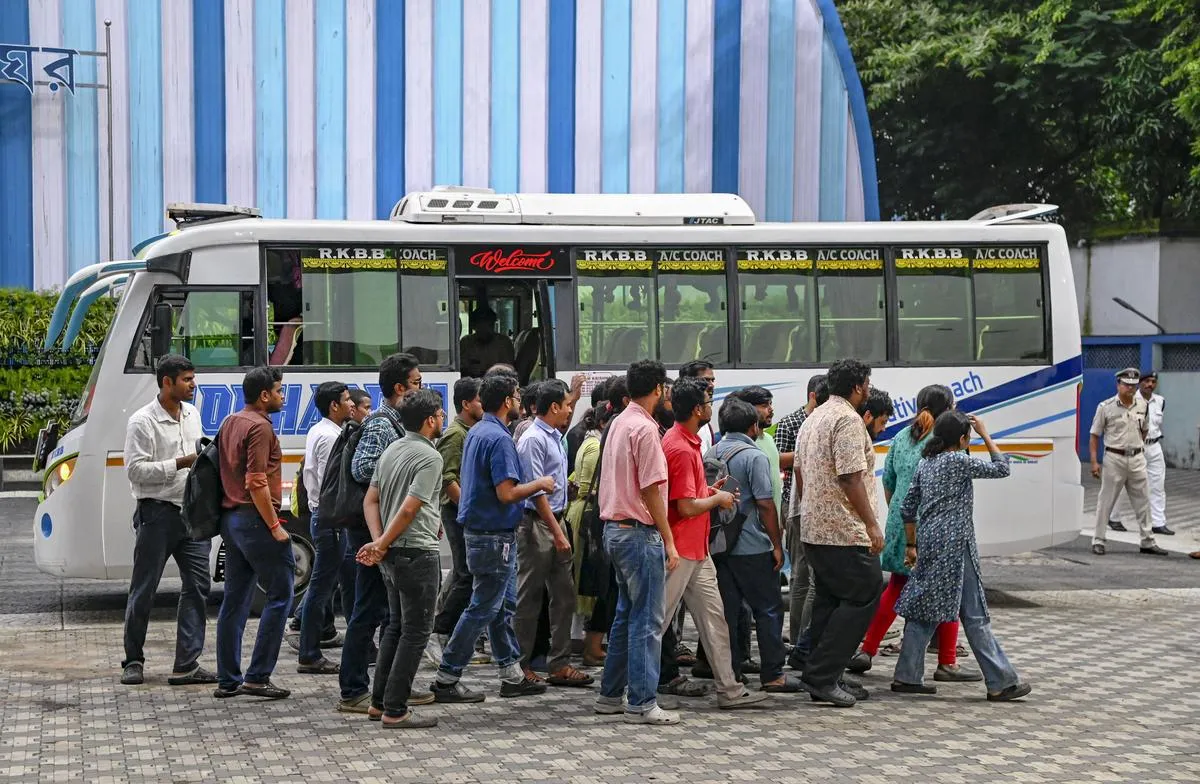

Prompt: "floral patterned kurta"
[880,425,928,575]
[895,450,1010,624]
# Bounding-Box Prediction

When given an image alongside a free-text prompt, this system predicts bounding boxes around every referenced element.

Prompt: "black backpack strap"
[368,406,405,439]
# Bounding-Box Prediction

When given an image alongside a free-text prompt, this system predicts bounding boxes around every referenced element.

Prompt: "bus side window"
[131,289,255,369]
[265,248,400,368]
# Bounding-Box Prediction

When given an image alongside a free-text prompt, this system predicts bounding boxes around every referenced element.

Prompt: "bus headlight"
[44,457,77,498]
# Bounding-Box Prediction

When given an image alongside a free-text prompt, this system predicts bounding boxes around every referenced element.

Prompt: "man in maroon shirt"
[213,367,293,700]
[657,377,769,710]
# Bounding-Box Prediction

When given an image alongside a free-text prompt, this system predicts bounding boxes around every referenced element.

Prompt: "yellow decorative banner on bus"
[895,256,969,270]
[302,256,397,271]
[658,260,724,272]
[816,258,884,271]
[738,258,813,271]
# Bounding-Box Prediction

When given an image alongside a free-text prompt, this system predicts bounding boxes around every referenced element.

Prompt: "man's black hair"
[242,366,283,405]
[379,352,420,398]
[348,388,371,407]
[826,358,871,399]
[861,387,894,419]
[671,376,711,424]
[590,377,612,409]
[480,373,519,414]
[814,378,830,407]
[626,359,667,399]
[399,388,443,431]
[521,382,542,416]
[678,359,715,380]
[156,354,194,388]
[807,374,826,397]
[606,377,629,409]
[535,379,570,415]
[729,385,772,407]
[718,396,759,435]
[452,377,481,412]
[484,363,518,379]
[315,381,348,419]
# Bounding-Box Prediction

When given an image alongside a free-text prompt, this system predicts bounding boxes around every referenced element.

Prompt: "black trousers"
[802,543,883,688]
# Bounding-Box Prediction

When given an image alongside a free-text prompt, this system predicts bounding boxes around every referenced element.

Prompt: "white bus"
[33,192,1083,605]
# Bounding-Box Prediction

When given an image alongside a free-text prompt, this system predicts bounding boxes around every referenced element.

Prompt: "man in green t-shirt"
[358,389,447,729]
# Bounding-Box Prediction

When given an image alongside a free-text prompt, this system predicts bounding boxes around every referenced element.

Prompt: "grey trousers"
[787,519,814,642]
[515,512,576,672]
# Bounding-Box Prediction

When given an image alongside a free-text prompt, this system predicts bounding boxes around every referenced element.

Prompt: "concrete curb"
[989,586,1200,608]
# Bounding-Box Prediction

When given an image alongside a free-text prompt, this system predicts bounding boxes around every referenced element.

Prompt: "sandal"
[879,643,902,656]
[546,665,595,687]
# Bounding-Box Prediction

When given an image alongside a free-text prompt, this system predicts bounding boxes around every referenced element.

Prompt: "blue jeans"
[297,511,351,663]
[438,531,521,679]
[122,499,212,671]
[894,553,1020,692]
[215,508,295,690]
[600,522,666,713]
[339,526,389,700]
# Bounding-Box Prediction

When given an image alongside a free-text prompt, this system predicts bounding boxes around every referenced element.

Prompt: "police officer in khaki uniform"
[1089,368,1168,556]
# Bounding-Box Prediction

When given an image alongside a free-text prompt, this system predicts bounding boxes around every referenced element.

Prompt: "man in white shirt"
[295,382,353,673]
[121,355,212,686]
[1109,371,1172,535]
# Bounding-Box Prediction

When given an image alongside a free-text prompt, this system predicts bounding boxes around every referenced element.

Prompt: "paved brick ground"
[1,470,1198,783]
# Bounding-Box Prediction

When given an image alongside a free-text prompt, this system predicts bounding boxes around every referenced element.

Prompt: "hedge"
[0,289,116,452]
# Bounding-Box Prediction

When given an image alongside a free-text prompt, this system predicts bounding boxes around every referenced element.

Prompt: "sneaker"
[380,710,439,729]
[847,650,872,674]
[470,650,493,665]
[934,663,983,682]
[500,676,548,698]
[297,657,340,675]
[168,666,218,686]
[594,695,625,714]
[740,658,761,674]
[657,676,712,697]
[337,693,373,713]
[717,689,770,709]
[431,680,486,703]
[623,705,680,725]
[408,689,436,706]
[318,632,345,649]
[424,634,447,667]
[240,681,290,699]
[120,662,144,685]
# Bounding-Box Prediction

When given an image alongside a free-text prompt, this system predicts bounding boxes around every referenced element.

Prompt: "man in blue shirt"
[712,397,799,693]
[514,380,594,687]
[431,373,555,703]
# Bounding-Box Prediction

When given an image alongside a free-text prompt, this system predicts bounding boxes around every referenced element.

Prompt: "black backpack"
[316,409,404,530]
[181,433,223,541]
[703,441,756,558]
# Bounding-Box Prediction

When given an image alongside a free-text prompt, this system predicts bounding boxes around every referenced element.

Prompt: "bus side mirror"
[150,302,174,359]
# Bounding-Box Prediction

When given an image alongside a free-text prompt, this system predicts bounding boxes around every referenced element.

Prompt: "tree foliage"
[839,0,1200,234]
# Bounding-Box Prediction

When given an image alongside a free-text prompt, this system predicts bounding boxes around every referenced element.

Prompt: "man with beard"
[654,379,675,437]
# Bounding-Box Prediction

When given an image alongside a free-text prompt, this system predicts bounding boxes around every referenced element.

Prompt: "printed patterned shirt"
[795,395,875,548]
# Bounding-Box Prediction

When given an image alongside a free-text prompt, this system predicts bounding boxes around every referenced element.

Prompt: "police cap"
[1115,368,1140,384]
[1140,370,1158,381]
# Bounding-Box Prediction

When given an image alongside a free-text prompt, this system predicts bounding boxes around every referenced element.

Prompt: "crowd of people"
[118,350,1035,728]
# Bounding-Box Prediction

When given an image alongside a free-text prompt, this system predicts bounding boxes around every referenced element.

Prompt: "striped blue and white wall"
[0,0,878,290]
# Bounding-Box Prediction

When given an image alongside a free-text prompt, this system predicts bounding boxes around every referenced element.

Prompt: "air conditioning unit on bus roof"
[390,191,756,226]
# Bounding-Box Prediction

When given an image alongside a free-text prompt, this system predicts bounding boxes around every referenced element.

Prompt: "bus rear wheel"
[250,517,315,617]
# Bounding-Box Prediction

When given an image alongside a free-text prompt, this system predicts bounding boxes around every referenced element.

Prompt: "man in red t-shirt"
[657,377,769,710]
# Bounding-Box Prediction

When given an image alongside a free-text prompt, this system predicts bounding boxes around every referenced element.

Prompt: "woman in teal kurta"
[847,385,979,682]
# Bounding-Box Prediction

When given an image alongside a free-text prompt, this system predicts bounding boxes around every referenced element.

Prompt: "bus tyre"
[250,517,315,617]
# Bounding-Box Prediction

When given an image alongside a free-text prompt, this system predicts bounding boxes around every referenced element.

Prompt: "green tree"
[839,0,1199,234]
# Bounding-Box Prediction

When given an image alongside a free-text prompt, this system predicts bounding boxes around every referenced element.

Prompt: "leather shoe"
[1107,519,1128,532]
[1091,543,1106,556]
[1140,544,1169,556]
[837,678,869,701]
[1152,525,1175,536]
